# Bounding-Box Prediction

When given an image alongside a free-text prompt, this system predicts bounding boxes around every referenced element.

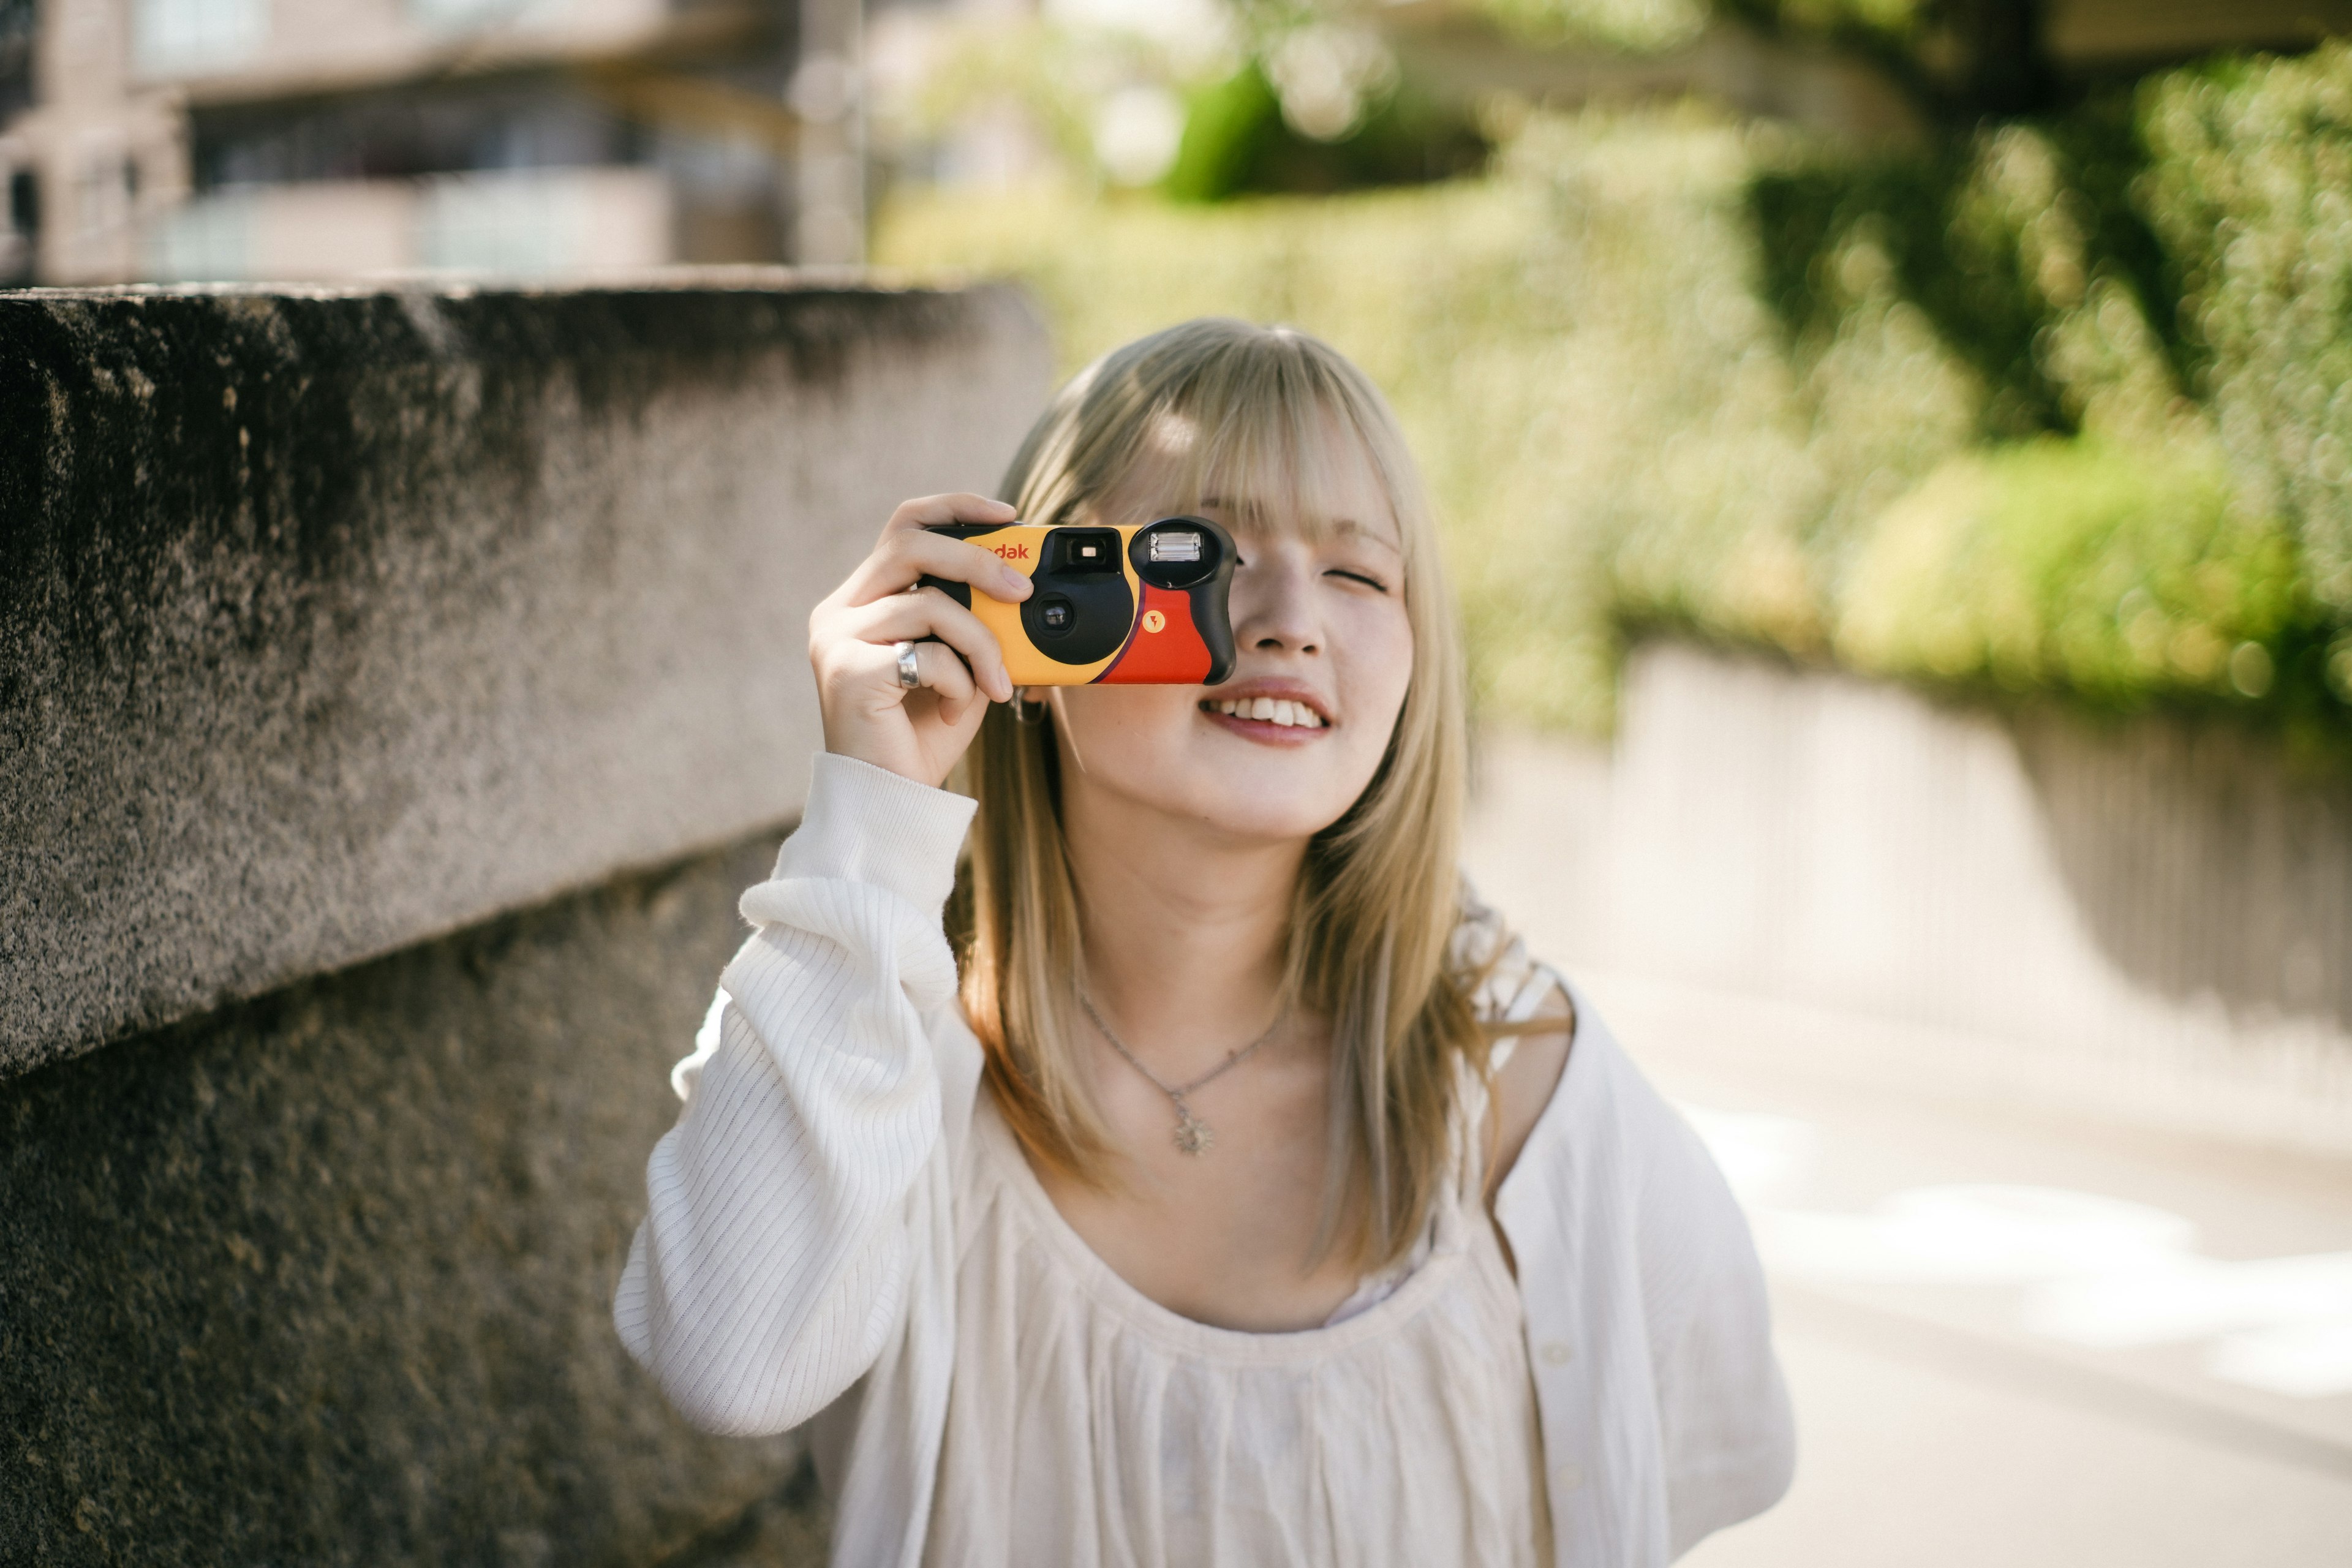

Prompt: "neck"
[1061,778,1304,1080]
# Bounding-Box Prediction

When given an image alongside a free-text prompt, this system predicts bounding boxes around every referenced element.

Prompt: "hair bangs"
[1157,345,1402,551]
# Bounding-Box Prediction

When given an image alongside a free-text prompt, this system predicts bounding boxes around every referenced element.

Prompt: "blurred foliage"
[1475,0,1710,51]
[877,44,2352,753]
[899,17,1186,183]
[1747,99,2187,440]
[1475,0,1924,54]
[1727,0,1924,31]
[1477,0,2055,120]
[2141,45,2352,626]
[1833,441,2315,711]
[1166,61,1490,200]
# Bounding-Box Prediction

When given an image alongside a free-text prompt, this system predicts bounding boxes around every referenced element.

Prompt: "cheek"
[1340,604,1417,748]
[1053,685,1200,771]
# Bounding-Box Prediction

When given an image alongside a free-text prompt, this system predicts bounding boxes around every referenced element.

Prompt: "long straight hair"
[952,318,1483,1273]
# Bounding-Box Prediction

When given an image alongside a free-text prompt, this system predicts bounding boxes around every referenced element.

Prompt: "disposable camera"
[921,516,1238,687]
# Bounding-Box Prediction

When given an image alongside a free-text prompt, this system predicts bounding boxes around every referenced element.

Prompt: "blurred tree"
[2142,45,2352,629]
[1477,0,2062,119]
[1166,59,1489,200]
[1746,95,2185,440]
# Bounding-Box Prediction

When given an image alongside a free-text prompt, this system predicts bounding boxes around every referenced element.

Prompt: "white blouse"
[614,754,1794,1568]
[925,1062,1550,1567]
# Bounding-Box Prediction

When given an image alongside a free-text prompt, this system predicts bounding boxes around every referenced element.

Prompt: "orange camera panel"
[919,517,1238,687]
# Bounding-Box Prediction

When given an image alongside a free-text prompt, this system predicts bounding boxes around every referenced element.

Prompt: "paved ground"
[1464,734,2352,1567]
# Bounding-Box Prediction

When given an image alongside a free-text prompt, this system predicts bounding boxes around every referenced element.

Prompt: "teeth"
[1210,697,1325,728]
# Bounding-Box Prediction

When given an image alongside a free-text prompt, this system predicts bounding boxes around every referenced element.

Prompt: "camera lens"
[1039,595,1075,634]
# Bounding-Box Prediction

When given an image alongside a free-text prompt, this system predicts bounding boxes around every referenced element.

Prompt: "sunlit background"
[11,0,2352,738]
[8,0,2352,1562]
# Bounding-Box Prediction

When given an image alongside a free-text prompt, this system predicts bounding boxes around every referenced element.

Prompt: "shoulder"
[1450,886,1752,1236]
[1452,888,1575,1196]
[1485,987,1572,1197]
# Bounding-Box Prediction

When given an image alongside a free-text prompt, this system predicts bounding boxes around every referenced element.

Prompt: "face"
[1042,431,1417,846]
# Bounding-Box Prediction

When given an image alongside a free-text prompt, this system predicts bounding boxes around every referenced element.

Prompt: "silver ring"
[894,640,922,690]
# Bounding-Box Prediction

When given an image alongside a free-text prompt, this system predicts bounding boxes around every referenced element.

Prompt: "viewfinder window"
[1047,529,1122,574]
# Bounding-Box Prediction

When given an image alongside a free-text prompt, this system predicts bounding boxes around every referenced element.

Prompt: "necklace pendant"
[1172,1105,1215,1156]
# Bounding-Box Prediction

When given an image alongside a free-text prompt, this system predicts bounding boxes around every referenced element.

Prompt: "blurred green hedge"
[876,42,2352,752]
[1164,62,1489,202]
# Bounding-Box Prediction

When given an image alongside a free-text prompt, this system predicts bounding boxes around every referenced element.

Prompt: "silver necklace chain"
[1077,987,1287,1156]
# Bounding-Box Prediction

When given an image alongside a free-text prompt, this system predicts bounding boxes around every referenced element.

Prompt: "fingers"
[835,589,1015,703]
[827,634,985,729]
[840,498,1032,609]
[892,638,979,714]
[880,492,1017,537]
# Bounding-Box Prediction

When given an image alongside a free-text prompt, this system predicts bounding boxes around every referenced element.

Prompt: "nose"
[1231,545,1321,657]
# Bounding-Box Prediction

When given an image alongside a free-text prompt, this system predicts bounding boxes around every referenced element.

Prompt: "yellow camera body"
[921,517,1238,687]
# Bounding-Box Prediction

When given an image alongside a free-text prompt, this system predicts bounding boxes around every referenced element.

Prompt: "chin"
[1144,738,1377,843]
[1193,791,1352,843]
[1055,687,1388,843]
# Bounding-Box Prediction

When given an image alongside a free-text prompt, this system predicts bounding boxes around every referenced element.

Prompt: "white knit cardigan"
[615,754,1795,1567]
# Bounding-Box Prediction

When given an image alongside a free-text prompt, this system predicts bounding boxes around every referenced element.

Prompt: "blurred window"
[417,172,578,272]
[146,190,252,282]
[2,167,33,284]
[134,0,269,70]
[411,0,545,32]
[0,0,32,123]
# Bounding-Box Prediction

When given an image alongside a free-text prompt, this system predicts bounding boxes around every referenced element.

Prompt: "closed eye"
[1327,568,1390,592]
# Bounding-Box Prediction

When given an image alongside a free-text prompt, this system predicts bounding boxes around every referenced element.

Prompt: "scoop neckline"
[971,1088,1467,1363]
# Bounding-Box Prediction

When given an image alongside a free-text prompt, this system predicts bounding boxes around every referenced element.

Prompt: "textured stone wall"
[0,837,826,1566]
[0,276,1052,1566]
[0,276,1050,1076]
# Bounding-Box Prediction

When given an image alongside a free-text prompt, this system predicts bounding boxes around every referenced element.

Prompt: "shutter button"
[1540,1341,1573,1366]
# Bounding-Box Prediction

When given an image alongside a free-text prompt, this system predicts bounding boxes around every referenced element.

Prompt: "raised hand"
[809,493,1034,787]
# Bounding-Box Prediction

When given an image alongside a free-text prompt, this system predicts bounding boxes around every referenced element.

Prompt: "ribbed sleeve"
[612,753,978,1436]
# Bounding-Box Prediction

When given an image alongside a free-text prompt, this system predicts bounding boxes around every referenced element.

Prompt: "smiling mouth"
[1202,696,1328,730]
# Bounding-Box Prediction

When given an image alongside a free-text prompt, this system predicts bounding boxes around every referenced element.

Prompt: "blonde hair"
[952,318,1482,1272]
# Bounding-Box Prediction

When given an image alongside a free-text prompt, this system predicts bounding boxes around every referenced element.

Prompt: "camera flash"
[1149,531,1202,564]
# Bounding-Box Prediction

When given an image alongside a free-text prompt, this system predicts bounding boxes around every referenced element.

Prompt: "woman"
[616,319,1793,1566]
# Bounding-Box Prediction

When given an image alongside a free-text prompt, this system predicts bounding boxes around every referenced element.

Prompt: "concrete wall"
[2,837,821,1566]
[0,274,1052,1564]
[2,275,1048,1076]
[1468,642,2352,1160]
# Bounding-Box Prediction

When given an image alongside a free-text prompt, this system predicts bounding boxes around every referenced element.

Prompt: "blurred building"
[1381,0,2352,140]
[0,0,865,285]
[9,0,2350,287]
